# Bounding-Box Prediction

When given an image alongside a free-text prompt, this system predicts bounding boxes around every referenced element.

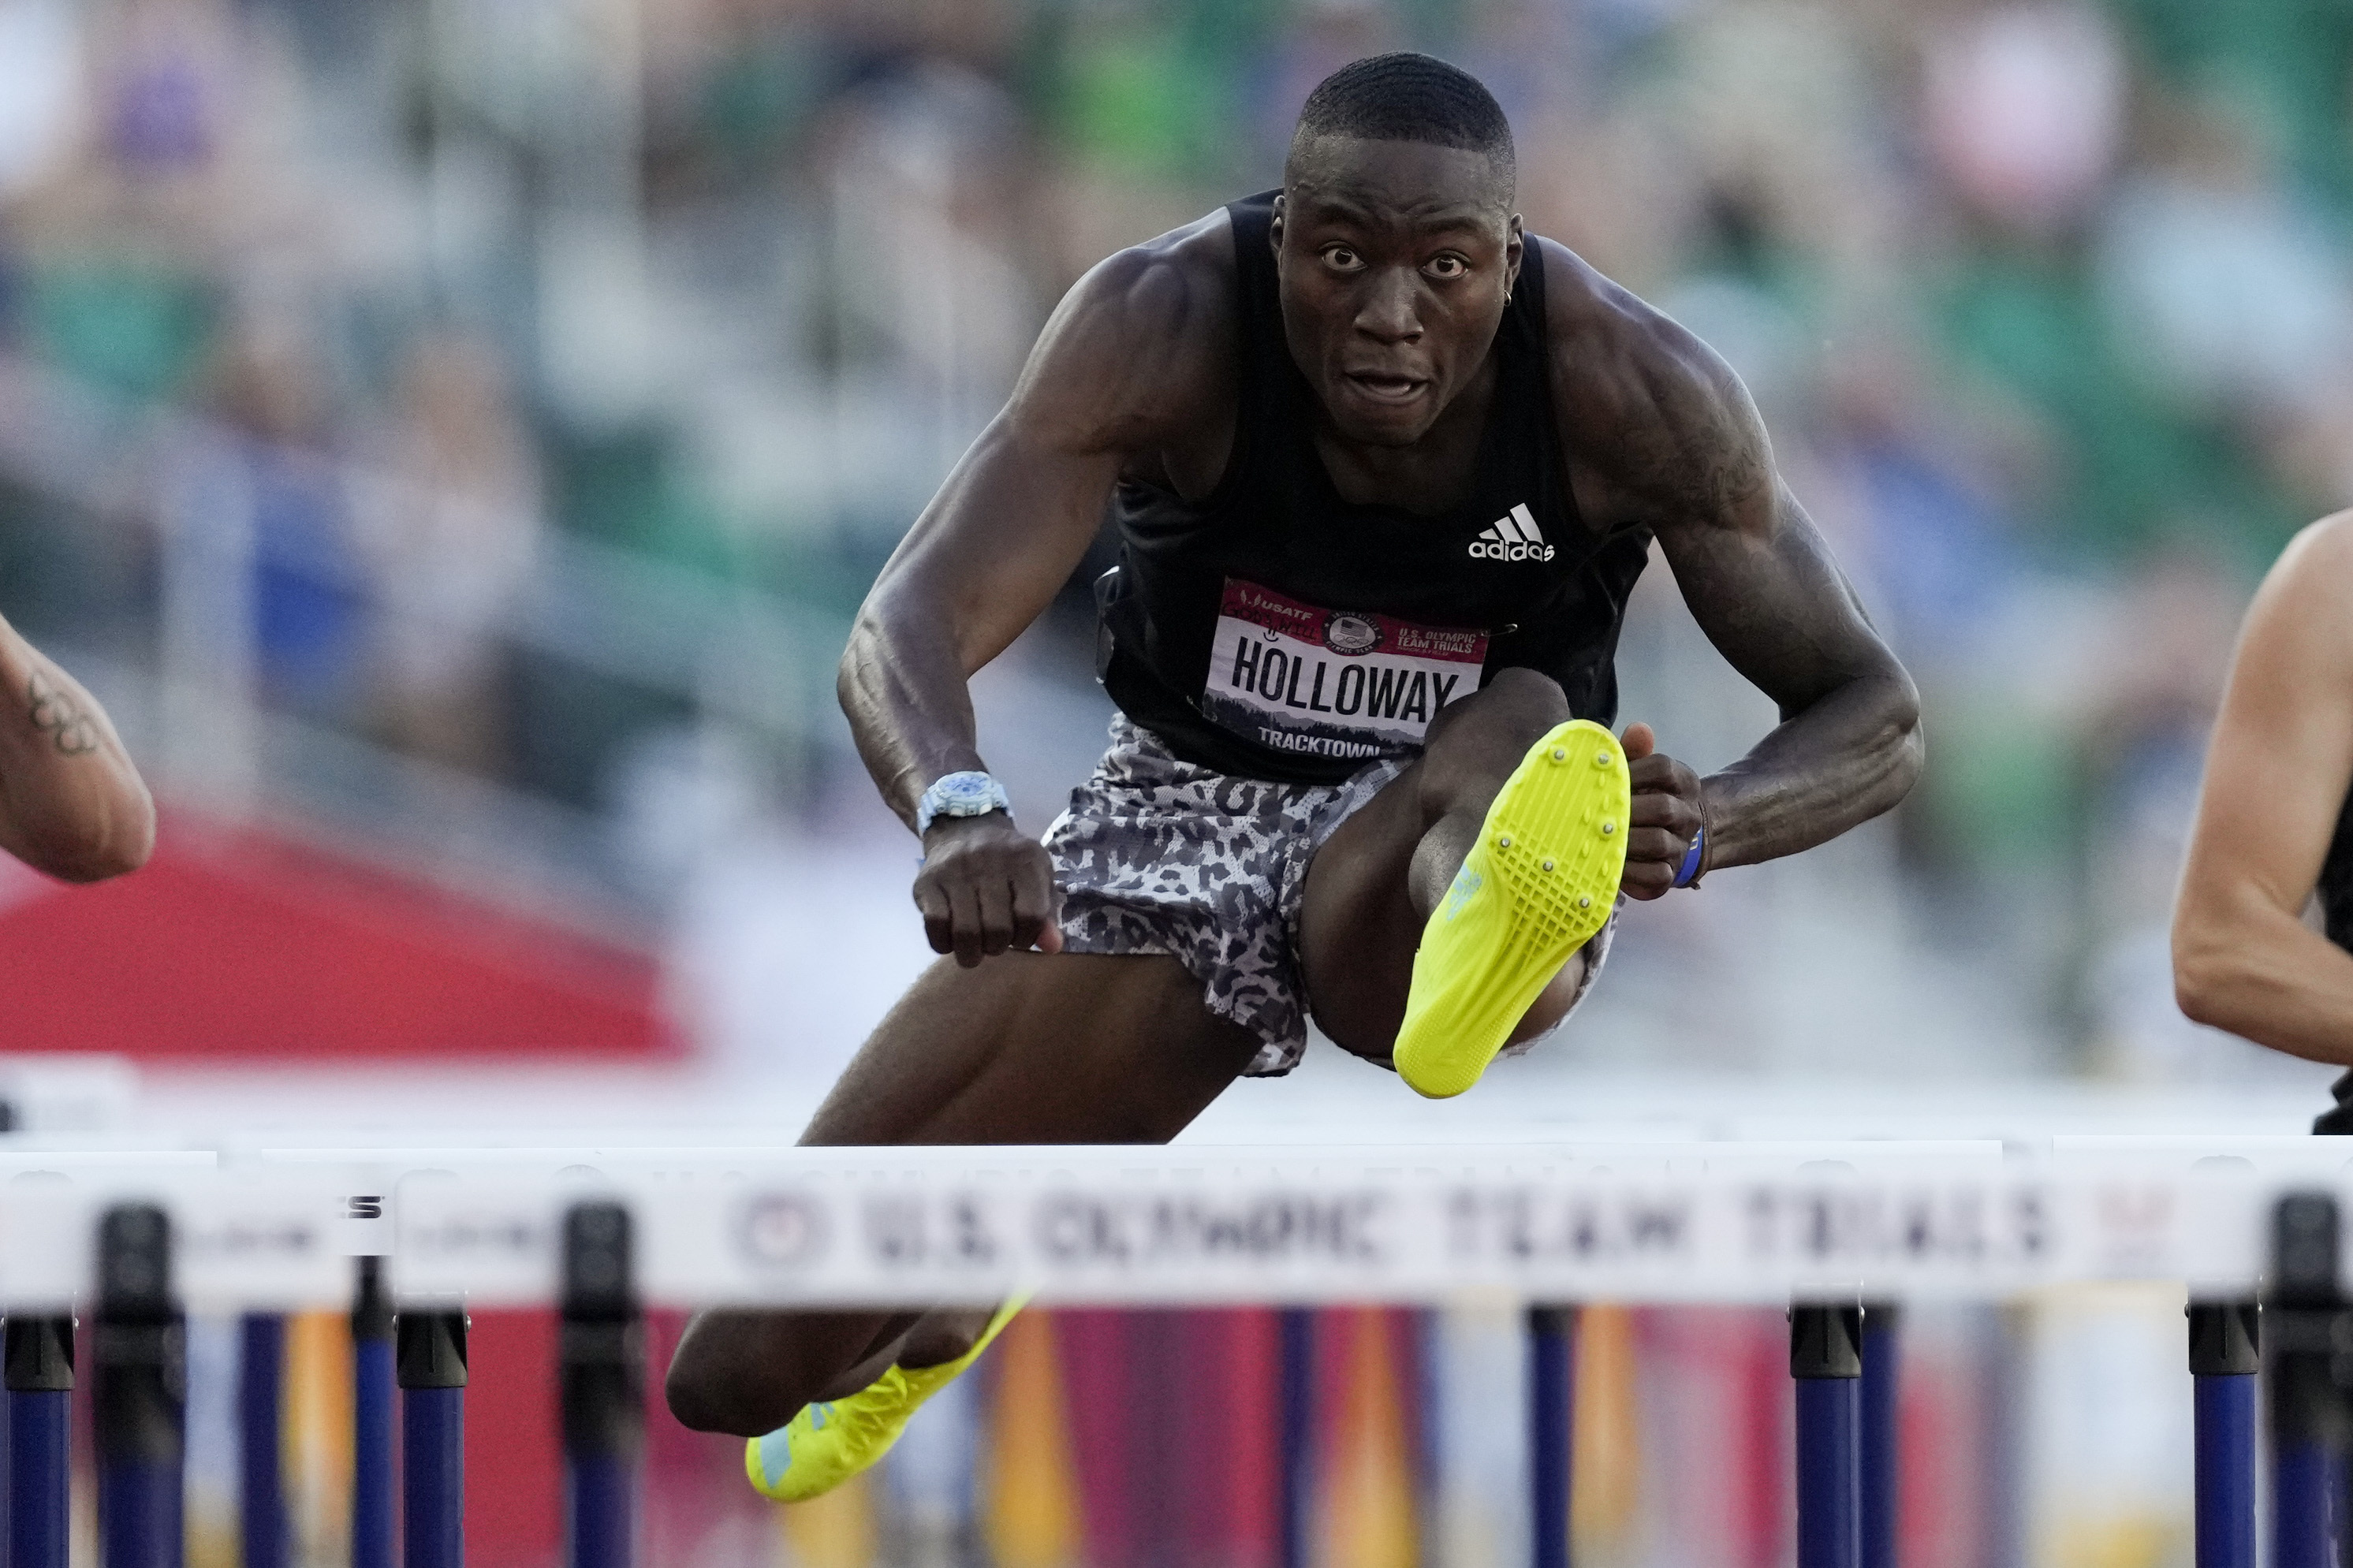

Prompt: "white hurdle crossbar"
[2,1136,2346,1568]
[0,1139,2329,1311]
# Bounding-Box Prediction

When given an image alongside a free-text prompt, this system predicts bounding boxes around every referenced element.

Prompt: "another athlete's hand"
[1618,722,1706,900]
[913,812,1065,967]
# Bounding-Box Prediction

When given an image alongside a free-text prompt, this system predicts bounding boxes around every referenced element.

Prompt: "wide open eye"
[1319,244,1365,273]
[1423,253,1469,280]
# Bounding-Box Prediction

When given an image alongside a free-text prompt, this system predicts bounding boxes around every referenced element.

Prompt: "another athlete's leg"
[1300,668,1597,1061]
[666,951,1258,1436]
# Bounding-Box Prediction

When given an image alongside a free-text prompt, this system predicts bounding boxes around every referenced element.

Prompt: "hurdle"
[0,1137,2341,1568]
[354,1256,394,1568]
[1859,1300,1899,1568]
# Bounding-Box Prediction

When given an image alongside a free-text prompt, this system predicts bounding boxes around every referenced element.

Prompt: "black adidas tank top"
[1096,192,1654,786]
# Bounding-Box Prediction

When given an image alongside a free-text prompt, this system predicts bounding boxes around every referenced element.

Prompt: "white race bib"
[1197,578,1487,762]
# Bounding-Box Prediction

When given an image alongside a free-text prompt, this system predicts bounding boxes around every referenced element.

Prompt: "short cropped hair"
[1291,53,1515,189]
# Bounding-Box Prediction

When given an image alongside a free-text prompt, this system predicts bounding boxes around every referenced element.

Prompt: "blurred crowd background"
[8,0,2353,1086]
[9,0,2351,1089]
[5,0,2353,1564]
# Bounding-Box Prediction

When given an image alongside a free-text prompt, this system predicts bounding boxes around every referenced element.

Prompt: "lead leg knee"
[898,1306,995,1369]
[1416,668,1572,817]
[1474,664,1572,715]
[666,1337,797,1436]
[666,1308,904,1437]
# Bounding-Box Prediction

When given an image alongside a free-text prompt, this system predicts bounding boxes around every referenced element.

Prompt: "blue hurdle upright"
[1792,1302,1863,1568]
[6,1313,73,1568]
[2190,1298,2259,1568]
[2268,1192,2343,1568]
[1859,1302,1900,1568]
[1527,1304,1576,1568]
[354,1257,397,1568]
[95,1203,184,1568]
[400,1305,469,1568]
[561,1201,644,1568]
[1277,1306,1314,1568]
[241,1311,287,1568]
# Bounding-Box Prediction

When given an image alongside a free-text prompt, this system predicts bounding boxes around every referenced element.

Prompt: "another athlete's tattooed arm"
[1544,244,1922,877]
[0,614,155,881]
[27,669,99,756]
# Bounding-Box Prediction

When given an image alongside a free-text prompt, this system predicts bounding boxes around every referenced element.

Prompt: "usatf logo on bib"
[1468,504,1554,563]
[1199,578,1486,761]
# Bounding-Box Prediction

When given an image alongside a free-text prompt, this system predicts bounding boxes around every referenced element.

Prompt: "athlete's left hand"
[1618,722,1706,900]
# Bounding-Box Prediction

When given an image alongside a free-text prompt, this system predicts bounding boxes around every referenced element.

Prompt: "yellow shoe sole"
[1393,720,1629,1099]
[747,1297,1027,1503]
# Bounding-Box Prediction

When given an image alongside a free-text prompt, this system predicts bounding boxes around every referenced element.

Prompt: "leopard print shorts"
[1042,717,1617,1075]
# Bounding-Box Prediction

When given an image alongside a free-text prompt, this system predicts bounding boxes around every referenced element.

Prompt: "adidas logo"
[1468,504,1555,563]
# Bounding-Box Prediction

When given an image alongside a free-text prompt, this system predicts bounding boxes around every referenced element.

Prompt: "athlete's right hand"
[913,813,1065,967]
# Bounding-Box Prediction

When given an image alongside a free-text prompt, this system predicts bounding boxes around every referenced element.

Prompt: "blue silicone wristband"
[1673,825,1706,889]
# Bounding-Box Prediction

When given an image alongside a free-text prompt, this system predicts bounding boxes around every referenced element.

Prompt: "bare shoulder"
[2270,510,2353,598]
[2240,509,2353,672]
[1532,237,1770,532]
[1009,209,1238,457]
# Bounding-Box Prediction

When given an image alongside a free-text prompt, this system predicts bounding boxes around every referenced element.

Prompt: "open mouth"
[1344,371,1428,404]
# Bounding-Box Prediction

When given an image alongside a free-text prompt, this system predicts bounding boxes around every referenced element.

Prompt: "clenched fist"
[1618,721,1707,899]
[913,813,1065,966]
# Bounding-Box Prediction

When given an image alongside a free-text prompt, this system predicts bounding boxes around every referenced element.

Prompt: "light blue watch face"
[934,772,1000,814]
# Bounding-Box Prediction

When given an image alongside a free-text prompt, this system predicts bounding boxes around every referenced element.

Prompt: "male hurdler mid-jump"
[669,53,1922,1498]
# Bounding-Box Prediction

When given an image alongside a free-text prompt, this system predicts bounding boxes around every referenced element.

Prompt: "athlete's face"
[1272,137,1522,449]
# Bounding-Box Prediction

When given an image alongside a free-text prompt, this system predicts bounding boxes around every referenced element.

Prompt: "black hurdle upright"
[95,1204,184,1568]
[6,1313,74,1568]
[1527,1304,1576,1568]
[1858,1302,1899,1568]
[241,1313,287,1568]
[1792,1302,1863,1568]
[561,1201,644,1568]
[2267,1192,2345,1568]
[353,1257,396,1568]
[2189,1298,2259,1568]
[399,1303,469,1568]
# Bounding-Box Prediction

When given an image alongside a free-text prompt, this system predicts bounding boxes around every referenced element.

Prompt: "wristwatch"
[915,771,1012,836]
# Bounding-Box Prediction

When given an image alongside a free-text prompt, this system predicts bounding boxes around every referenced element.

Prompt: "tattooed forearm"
[25,670,100,757]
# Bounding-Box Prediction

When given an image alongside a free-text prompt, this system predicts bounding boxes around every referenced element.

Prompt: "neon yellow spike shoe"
[1393,720,1630,1100]
[746,1298,1027,1503]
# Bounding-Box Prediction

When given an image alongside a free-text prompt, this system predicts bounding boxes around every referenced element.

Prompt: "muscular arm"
[837,416,1117,828]
[838,219,1230,961]
[2172,516,2353,1062]
[1546,244,1921,877]
[1650,445,1922,871]
[0,615,154,881]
